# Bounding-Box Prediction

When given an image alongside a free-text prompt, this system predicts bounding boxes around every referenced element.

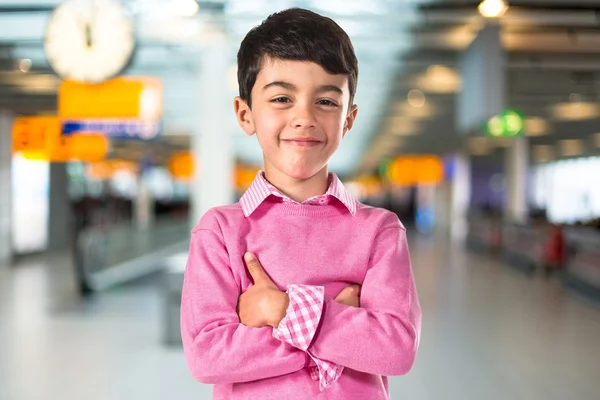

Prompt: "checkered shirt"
[239,171,356,217]
[273,284,344,391]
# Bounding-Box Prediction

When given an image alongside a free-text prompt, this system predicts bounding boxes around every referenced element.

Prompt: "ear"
[234,96,256,136]
[342,104,358,138]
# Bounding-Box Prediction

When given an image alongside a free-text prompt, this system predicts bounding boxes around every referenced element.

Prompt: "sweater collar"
[240,171,356,217]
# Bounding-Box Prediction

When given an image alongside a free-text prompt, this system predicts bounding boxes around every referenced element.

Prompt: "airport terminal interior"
[1,0,600,399]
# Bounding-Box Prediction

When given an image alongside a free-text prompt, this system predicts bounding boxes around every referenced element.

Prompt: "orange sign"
[47,134,72,162]
[168,152,195,181]
[235,166,261,190]
[20,132,109,163]
[386,155,444,185]
[21,134,70,162]
[12,116,60,152]
[58,77,163,120]
[415,156,444,184]
[69,134,110,162]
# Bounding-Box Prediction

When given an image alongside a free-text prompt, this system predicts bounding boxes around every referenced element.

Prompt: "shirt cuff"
[272,284,343,391]
[307,354,344,391]
[273,284,324,350]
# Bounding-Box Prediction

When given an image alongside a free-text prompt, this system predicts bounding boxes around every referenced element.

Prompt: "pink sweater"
[181,197,421,399]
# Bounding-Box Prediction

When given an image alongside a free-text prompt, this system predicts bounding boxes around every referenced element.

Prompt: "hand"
[334,284,361,308]
[237,252,289,328]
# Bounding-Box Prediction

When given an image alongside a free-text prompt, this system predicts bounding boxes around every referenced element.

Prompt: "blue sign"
[62,119,161,140]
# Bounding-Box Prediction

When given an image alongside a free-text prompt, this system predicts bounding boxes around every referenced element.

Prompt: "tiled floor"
[1,235,599,400]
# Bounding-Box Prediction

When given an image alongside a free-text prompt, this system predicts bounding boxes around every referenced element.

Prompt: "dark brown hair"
[237,8,358,108]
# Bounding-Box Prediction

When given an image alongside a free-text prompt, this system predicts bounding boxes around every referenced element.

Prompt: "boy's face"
[234,57,358,181]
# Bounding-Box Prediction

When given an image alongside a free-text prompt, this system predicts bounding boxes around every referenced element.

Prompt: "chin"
[284,164,326,181]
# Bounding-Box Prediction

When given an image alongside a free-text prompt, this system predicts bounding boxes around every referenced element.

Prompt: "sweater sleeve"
[180,228,307,384]
[308,226,421,376]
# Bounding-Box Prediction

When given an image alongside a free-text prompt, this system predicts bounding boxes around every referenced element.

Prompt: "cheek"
[256,109,286,138]
[323,117,346,144]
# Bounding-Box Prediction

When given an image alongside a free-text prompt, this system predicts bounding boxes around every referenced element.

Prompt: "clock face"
[44,0,136,83]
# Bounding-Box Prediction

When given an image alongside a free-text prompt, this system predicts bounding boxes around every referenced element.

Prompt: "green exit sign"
[484,109,525,138]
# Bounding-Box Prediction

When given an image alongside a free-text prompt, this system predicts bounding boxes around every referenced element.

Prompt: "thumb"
[335,285,358,298]
[244,252,271,284]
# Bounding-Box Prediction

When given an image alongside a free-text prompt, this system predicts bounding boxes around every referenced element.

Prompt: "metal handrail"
[76,218,190,291]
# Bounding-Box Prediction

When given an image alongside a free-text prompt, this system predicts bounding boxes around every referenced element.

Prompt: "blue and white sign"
[62,119,161,140]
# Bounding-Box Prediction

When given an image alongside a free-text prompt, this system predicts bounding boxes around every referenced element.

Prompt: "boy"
[181,8,421,400]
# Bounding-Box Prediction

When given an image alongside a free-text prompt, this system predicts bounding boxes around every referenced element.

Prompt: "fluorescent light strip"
[559,139,583,157]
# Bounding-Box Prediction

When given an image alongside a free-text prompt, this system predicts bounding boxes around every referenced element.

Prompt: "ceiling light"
[17,59,31,73]
[533,145,554,163]
[374,136,403,148]
[569,93,582,103]
[559,139,583,157]
[427,65,449,76]
[391,124,419,137]
[172,0,199,17]
[386,117,420,136]
[478,0,508,18]
[416,65,462,94]
[370,148,396,159]
[370,137,403,156]
[394,101,436,119]
[551,102,600,121]
[594,133,600,148]
[407,89,426,108]
[525,117,550,137]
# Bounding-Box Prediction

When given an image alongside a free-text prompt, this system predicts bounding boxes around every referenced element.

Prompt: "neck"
[263,166,329,203]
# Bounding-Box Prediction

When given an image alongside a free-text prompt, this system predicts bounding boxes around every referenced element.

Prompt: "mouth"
[281,137,323,147]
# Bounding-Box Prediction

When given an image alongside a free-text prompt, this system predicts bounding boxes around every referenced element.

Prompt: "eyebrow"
[262,81,344,96]
[263,81,296,91]
[316,85,344,96]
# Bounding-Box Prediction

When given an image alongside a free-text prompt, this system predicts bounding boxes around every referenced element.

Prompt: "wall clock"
[44,0,136,83]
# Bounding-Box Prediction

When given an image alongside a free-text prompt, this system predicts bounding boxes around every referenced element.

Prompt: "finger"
[335,285,357,299]
[244,252,271,284]
[345,284,361,296]
[346,284,361,294]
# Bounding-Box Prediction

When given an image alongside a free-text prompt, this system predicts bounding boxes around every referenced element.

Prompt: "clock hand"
[85,23,93,47]
[89,0,96,48]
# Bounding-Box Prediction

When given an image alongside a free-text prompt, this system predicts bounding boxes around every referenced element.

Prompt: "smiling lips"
[281,137,322,147]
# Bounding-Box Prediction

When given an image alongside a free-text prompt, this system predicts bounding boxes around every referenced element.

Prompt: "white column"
[448,154,472,242]
[0,110,13,266]
[504,137,528,223]
[134,176,154,228]
[191,43,235,225]
[434,180,451,235]
[48,163,71,251]
[432,154,471,242]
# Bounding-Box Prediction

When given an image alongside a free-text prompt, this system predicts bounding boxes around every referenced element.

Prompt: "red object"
[544,225,565,268]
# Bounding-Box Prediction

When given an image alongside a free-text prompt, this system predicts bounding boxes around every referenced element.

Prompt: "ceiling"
[365,0,600,174]
[1,0,600,178]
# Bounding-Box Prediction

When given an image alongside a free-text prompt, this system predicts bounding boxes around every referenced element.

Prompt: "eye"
[271,97,291,104]
[317,99,339,107]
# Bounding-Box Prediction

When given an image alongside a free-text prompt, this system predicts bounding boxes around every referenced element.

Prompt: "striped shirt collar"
[240,171,356,217]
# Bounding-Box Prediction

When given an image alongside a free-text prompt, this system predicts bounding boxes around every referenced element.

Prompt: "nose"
[291,104,317,130]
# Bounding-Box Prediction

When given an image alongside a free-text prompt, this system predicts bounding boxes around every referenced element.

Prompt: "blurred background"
[1,0,600,399]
